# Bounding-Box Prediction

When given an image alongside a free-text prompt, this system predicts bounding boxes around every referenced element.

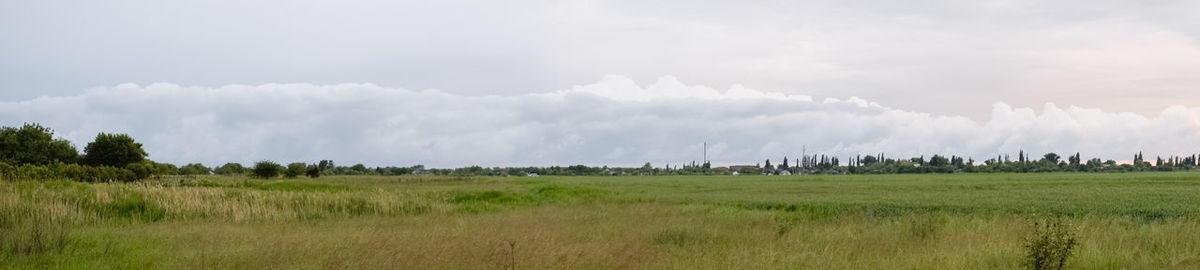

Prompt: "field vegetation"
[4,173,1200,269]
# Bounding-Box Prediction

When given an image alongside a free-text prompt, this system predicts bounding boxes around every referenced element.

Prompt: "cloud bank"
[3,76,1199,167]
[5,1,1200,118]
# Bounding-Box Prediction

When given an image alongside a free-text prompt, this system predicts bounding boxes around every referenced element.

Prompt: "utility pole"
[703,141,707,165]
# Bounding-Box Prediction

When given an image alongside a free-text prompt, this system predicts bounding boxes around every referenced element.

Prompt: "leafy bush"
[0,162,140,182]
[61,164,139,182]
[144,161,178,175]
[285,162,307,178]
[253,161,283,179]
[125,162,153,180]
[1024,219,1078,270]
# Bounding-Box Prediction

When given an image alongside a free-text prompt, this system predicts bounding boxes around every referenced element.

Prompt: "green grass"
[4,172,1200,269]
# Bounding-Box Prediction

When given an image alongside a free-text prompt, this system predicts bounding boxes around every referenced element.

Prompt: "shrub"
[146,161,178,175]
[61,163,139,182]
[0,162,139,182]
[214,163,248,175]
[1024,219,1077,270]
[125,162,154,180]
[253,161,283,179]
[178,163,211,175]
[285,162,307,178]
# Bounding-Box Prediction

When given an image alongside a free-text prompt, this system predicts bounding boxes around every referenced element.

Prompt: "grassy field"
[4,173,1200,269]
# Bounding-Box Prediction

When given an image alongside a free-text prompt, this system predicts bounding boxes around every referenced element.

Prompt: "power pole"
[703,141,707,165]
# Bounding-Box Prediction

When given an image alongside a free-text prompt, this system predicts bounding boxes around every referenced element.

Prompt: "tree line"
[746,150,1198,175]
[4,123,1198,180]
[0,123,163,182]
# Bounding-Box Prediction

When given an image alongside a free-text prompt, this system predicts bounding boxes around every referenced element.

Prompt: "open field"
[4,173,1200,269]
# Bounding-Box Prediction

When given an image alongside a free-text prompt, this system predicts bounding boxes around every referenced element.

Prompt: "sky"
[2,1,1200,167]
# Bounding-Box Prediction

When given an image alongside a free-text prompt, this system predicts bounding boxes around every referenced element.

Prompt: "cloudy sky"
[3,1,1200,167]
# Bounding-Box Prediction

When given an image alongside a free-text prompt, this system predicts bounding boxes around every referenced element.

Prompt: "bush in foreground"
[1024,219,1077,270]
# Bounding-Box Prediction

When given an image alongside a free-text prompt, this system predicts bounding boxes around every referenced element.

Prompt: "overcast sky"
[3,1,1200,167]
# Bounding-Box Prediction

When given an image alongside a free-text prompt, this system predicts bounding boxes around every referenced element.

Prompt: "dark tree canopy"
[83,133,147,167]
[0,123,79,165]
[253,160,283,179]
[1042,153,1061,164]
[305,164,321,178]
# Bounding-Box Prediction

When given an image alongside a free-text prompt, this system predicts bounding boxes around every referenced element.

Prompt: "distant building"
[526,173,539,177]
[778,170,792,176]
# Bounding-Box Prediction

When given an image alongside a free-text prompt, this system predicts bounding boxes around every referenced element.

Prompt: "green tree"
[83,133,147,167]
[1042,153,1061,164]
[860,155,878,165]
[0,123,79,165]
[305,164,321,178]
[317,160,335,171]
[252,161,283,179]
[285,162,306,178]
[928,155,950,167]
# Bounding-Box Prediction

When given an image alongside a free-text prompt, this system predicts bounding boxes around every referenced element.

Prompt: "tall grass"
[2,173,1200,268]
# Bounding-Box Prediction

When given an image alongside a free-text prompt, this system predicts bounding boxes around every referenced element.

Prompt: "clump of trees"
[0,123,79,165]
[0,123,151,182]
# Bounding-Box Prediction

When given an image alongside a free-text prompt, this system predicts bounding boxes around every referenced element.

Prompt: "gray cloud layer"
[3,76,1198,167]
[4,1,1200,117]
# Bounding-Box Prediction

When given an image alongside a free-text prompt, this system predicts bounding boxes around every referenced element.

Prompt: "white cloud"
[3,76,1200,167]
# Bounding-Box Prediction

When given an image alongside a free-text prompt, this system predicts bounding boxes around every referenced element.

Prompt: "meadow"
[4,173,1200,269]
